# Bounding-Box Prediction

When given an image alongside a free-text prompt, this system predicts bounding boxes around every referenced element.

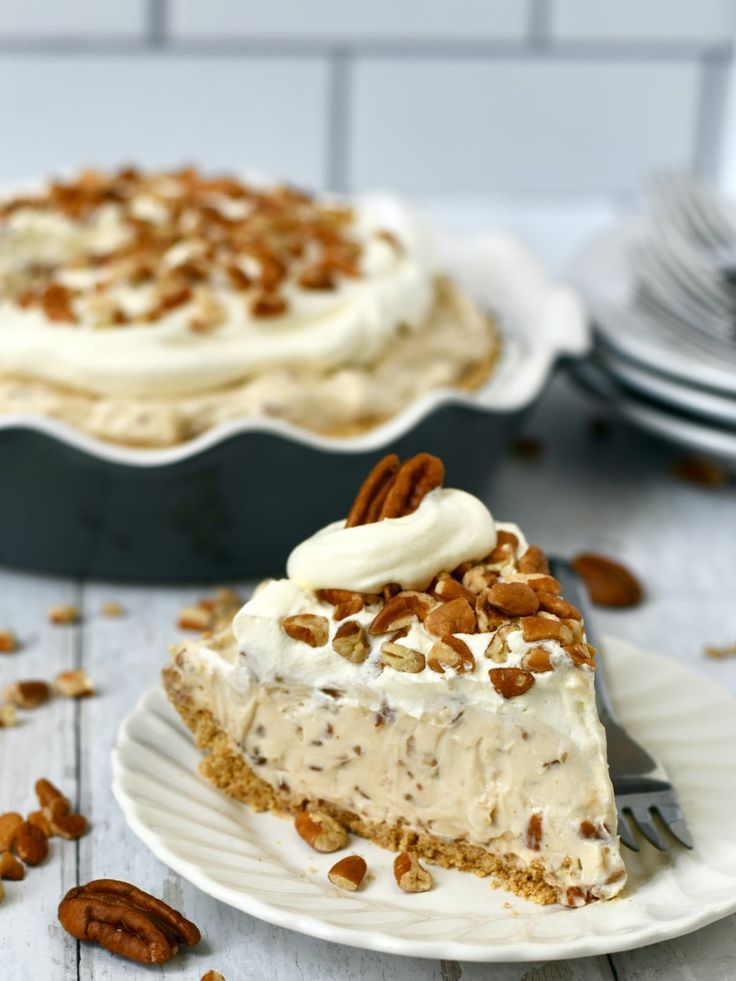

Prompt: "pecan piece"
[0,813,23,850]
[563,643,596,668]
[518,545,550,575]
[282,614,328,647]
[0,704,16,727]
[571,553,642,608]
[328,854,367,891]
[527,812,543,851]
[536,592,581,620]
[317,588,364,621]
[380,642,425,673]
[250,291,287,318]
[393,852,433,893]
[476,589,512,632]
[432,574,476,605]
[0,629,18,653]
[368,591,433,634]
[0,850,24,880]
[58,879,201,964]
[523,575,562,595]
[424,598,476,637]
[580,820,607,840]
[520,616,573,644]
[484,622,517,663]
[522,646,554,673]
[55,669,95,698]
[345,454,400,527]
[461,565,498,594]
[48,604,80,624]
[295,810,347,852]
[13,821,48,865]
[489,667,535,699]
[4,680,51,709]
[427,635,475,675]
[332,621,369,664]
[486,581,539,616]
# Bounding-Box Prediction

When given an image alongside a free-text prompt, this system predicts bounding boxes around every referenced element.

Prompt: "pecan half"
[58,879,201,964]
[427,635,475,675]
[328,854,367,891]
[345,454,400,527]
[332,621,369,664]
[393,852,433,893]
[476,589,512,632]
[571,553,642,608]
[486,581,539,616]
[0,813,23,850]
[380,642,425,673]
[0,850,24,880]
[376,453,445,521]
[282,614,329,647]
[295,810,347,852]
[424,598,476,637]
[489,667,535,699]
[368,592,433,635]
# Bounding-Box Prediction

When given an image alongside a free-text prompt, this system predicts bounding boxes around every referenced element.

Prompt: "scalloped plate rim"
[111,638,736,961]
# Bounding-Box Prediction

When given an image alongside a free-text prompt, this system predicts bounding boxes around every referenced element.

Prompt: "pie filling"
[0,169,499,446]
[163,454,627,906]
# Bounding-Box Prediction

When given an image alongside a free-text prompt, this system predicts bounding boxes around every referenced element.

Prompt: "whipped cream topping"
[0,183,435,398]
[287,487,497,593]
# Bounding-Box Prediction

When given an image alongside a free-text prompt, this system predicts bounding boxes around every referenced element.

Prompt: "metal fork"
[550,557,694,853]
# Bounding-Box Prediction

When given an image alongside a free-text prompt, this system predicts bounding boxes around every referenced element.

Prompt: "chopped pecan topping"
[380,641,426,673]
[317,588,364,621]
[571,553,642,608]
[332,620,369,664]
[563,643,596,668]
[427,635,475,674]
[282,614,329,648]
[520,616,573,645]
[345,453,444,526]
[41,283,75,323]
[58,879,201,964]
[250,291,287,318]
[489,667,535,699]
[522,646,554,673]
[579,820,606,840]
[522,574,562,595]
[369,591,434,634]
[432,574,476,605]
[518,546,550,575]
[484,622,517,662]
[486,581,539,616]
[536,592,581,620]
[424,597,476,637]
[462,565,498,594]
[476,589,513,632]
[495,529,519,550]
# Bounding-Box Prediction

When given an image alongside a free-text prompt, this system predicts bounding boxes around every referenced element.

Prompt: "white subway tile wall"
[350,59,701,194]
[552,0,735,46]
[0,0,147,37]
[170,0,530,41]
[0,57,329,187]
[0,0,732,195]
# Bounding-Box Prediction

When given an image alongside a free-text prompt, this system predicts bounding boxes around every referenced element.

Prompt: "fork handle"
[548,557,620,727]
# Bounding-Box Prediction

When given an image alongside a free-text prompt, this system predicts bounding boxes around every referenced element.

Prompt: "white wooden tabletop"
[1,373,735,981]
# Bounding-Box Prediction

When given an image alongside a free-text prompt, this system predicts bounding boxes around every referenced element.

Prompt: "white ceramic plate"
[571,361,736,467]
[596,345,736,427]
[112,638,736,962]
[570,217,736,396]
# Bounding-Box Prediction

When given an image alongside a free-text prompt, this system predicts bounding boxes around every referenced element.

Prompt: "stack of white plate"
[569,216,736,466]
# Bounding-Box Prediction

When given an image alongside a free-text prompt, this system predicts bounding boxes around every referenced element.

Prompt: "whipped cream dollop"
[287,487,497,593]
[0,187,436,398]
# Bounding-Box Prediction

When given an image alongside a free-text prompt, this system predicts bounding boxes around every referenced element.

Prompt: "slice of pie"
[163,454,627,906]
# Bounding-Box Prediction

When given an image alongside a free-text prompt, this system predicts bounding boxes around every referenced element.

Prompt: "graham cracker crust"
[163,669,559,905]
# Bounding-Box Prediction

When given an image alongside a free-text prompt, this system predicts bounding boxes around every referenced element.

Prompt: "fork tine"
[616,804,640,852]
[627,803,669,851]
[653,802,695,850]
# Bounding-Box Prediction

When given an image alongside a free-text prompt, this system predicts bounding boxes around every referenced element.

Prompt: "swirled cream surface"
[0,170,435,398]
[287,487,497,593]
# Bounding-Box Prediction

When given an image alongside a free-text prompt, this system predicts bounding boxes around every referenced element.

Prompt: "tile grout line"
[529,0,552,49]
[326,49,352,192]
[147,0,168,47]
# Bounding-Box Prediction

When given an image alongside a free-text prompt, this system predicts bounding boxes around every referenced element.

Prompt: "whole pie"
[163,453,627,905]
[0,168,500,447]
